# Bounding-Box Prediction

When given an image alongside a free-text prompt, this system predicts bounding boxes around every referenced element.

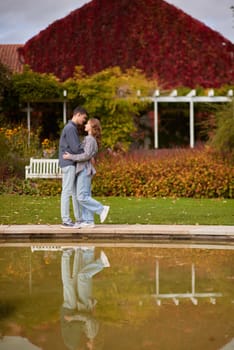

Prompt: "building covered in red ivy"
[18,0,234,88]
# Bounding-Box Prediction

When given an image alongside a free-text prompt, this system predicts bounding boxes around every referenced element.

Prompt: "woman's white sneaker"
[100,206,110,223]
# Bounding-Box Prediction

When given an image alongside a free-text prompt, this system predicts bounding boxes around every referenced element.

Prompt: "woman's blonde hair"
[89,118,102,148]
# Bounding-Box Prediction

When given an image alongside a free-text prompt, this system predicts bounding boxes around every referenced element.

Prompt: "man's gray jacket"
[59,120,83,168]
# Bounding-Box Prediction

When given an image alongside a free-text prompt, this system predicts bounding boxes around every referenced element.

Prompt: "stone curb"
[0,224,233,241]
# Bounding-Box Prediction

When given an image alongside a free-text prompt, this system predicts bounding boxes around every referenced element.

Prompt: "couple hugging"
[59,106,109,228]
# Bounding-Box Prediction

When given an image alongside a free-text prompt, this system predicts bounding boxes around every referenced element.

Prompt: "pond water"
[0,243,233,350]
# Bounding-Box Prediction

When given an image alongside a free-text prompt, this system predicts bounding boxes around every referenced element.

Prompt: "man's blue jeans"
[61,165,81,223]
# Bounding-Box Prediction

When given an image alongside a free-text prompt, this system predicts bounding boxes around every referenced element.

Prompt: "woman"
[63,118,109,228]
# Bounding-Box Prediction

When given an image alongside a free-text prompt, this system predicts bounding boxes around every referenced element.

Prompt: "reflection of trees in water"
[1,247,59,281]
[0,247,233,335]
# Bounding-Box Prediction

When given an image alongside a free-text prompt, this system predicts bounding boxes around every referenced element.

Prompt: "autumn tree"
[64,66,156,150]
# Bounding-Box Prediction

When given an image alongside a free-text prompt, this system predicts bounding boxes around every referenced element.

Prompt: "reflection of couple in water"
[61,247,110,350]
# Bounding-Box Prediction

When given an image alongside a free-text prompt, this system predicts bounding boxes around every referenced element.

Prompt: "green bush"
[0,125,43,180]
[209,101,234,158]
[0,178,61,195]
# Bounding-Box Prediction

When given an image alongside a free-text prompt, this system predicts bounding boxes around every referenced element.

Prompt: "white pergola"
[142,88,233,148]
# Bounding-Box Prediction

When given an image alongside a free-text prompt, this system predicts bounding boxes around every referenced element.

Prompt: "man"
[59,106,87,228]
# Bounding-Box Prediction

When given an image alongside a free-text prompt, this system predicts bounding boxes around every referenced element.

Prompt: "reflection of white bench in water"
[153,260,222,306]
[31,245,63,252]
[31,245,94,252]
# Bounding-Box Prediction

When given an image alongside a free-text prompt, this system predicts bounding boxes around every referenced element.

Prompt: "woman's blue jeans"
[76,167,104,223]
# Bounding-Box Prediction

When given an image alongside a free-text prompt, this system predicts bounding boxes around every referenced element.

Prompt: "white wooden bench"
[25,158,62,179]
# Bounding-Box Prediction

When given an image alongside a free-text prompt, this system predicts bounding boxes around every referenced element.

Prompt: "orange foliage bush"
[92,148,233,198]
[1,148,232,198]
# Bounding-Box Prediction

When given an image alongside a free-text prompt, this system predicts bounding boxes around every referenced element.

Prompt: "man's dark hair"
[73,106,88,116]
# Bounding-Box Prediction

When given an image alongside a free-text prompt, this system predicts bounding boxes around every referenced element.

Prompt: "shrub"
[0,178,61,195]
[0,125,42,159]
[0,125,55,181]
[0,148,233,198]
[92,148,233,198]
[209,102,234,159]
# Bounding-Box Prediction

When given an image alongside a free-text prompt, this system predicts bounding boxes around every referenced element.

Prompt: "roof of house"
[0,44,24,73]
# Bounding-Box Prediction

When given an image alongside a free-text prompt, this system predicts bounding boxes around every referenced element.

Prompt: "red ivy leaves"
[20,0,234,88]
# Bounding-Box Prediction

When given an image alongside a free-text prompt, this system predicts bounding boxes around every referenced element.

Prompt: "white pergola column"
[154,100,159,148]
[189,100,195,148]
[63,90,67,124]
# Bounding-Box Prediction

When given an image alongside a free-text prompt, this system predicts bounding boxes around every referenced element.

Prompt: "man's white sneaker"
[100,206,110,223]
[100,251,110,267]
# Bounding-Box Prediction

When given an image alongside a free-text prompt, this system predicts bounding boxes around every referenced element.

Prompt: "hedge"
[92,148,233,198]
[0,148,233,198]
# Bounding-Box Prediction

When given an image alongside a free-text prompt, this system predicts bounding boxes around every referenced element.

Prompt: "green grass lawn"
[0,195,233,225]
